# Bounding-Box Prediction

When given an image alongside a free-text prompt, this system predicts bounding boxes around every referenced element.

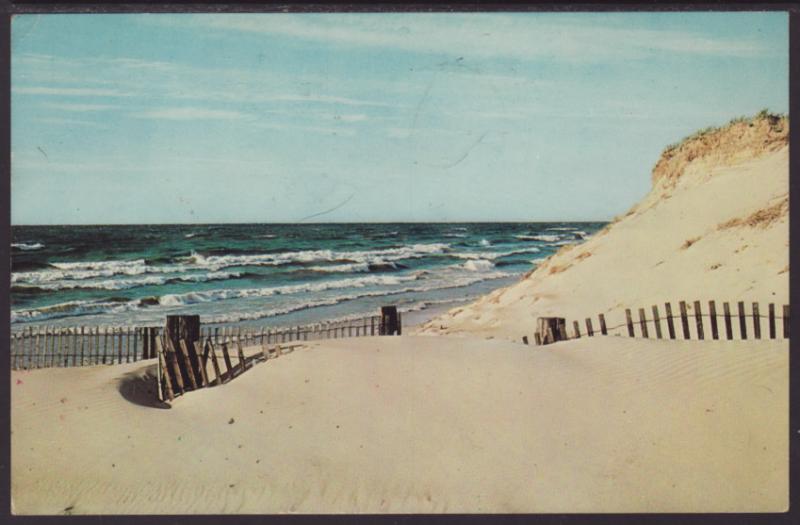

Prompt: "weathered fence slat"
[723,302,733,340]
[752,302,761,339]
[625,309,634,337]
[652,305,663,339]
[102,327,110,364]
[783,304,790,339]
[177,340,199,390]
[738,301,747,340]
[679,301,690,340]
[79,327,86,366]
[638,308,649,338]
[598,313,607,335]
[208,341,224,385]
[768,303,776,339]
[117,327,124,364]
[709,301,719,340]
[665,303,676,339]
[35,326,42,368]
[192,340,209,387]
[573,321,581,339]
[236,340,248,373]
[165,336,185,394]
[57,328,64,368]
[585,318,594,337]
[155,336,175,402]
[44,326,51,367]
[693,301,704,340]
[221,343,234,381]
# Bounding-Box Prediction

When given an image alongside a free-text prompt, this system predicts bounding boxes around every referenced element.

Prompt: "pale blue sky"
[11,12,789,224]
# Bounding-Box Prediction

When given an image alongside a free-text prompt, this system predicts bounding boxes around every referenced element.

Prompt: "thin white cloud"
[253,120,357,137]
[14,86,130,97]
[267,94,394,107]
[190,14,769,62]
[135,107,248,121]
[32,117,108,129]
[41,102,120,112]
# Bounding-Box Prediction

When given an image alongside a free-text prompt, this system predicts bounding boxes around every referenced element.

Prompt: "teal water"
[11,223,605,328]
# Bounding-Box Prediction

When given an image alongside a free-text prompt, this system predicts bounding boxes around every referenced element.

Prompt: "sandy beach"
[11,335,788,514]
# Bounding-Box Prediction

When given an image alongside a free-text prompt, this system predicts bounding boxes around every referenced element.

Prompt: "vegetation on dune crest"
[661,109,788,157]
[652,109,789,189]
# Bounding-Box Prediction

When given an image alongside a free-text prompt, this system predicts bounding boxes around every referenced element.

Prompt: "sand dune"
[416,114,789,341]
[12,335,787,514]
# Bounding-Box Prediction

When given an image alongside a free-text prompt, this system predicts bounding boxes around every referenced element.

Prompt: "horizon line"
[11,219,612,227]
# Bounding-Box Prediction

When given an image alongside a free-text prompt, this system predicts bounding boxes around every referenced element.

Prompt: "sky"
[10,12,789,224]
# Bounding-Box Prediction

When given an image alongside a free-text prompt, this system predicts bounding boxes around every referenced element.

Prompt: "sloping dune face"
[11,336,788,514]
[416,114,789,340]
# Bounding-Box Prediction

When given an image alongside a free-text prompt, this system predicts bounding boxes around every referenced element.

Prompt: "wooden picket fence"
[9,326,163,370]
[10,311,398,371]
[532,300,790,345]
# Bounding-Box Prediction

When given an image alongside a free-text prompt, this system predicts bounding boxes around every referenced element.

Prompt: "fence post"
[573,321,581,339]
[679,301,690,339]
[723,302,733,340]
[625,309,634,337]
[768,303,776,339]
[664,303,676,339]
[154,336,174,402]
[709,301,719,340]
[536,317,567,345]
[638,308,649,338]
[651,305,663,339]
[738,301,747,340]
[585,318,594,337]
[35,325,42,368]
[752,302,761,339]
[380,306,400,336]
[693,301,704,340]
[598,314,607,335]
[165,315,201,386]
[783,304,790,339]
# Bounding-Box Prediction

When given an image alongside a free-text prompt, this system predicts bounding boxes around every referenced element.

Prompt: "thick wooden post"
[598,314,607,335]
[693,301,704,340]
[585,318,594,337]
[165,315,201,387]
[380,306,400,336]
[679,301,690,339]
[536,317,567,345]
[738,301,747,340]
[573,321,581,339]
[664,303,676,339]
[638,308,649,338]
[752,302,761,339]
